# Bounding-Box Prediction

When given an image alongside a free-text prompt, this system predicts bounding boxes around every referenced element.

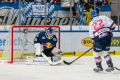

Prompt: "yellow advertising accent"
[22,52,35,57]
[75,51,93,56]
[81,37,120,47]
[61,51,75,57]
[0,52,35,58]
[0,53,3,58]
[0,51,120,58]
[64,51,120,57]
[81,37,93,47]
[85,8,93,25]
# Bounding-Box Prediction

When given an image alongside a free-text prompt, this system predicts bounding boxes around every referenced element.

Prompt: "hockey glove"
[111,32,113,37]
[110,30,113,37]
[51,47,63,56]
[91,38,94,44]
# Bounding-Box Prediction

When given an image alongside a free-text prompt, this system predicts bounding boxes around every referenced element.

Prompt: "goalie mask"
[46,27,54,38]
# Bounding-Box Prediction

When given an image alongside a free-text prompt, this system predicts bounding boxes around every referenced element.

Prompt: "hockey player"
[34,27,63,61]
[89,10,116,72]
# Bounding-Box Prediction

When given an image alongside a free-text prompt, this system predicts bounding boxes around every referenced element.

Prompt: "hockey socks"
[104,55,113,67]
[95,56,102,68]
[94,56,103,72]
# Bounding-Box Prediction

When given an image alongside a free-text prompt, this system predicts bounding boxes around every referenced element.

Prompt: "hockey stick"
[26,38,63,66]
[63,47,93,65]
[41,52,63,66]
[20,28,28,59]
[114,67,120,71]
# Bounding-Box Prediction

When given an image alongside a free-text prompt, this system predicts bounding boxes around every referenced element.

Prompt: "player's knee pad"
[101,51,109,56]
[93,51,100,57]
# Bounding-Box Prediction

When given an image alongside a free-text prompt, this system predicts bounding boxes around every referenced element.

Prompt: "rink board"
[0,28,120,57]
[0,50,120,58]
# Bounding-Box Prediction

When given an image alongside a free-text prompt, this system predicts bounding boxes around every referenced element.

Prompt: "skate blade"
[105,71,114,74]
[94,71,107,74]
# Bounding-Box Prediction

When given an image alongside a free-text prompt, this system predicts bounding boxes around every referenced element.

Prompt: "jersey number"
[92,19,104,30]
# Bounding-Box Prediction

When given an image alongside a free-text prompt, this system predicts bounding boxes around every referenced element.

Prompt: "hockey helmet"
[47,27,54,34]
[90,10,98,17]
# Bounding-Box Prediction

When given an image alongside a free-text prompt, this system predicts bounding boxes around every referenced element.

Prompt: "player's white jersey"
[89,15,116,40]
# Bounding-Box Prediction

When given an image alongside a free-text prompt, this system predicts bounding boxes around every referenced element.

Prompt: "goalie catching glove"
[51,47,63,57]
[34,43,44,56]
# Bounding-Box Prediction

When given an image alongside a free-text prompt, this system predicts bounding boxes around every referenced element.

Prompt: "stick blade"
[114,67,120,71]
[51,60,63,66]
[63,60,71,65]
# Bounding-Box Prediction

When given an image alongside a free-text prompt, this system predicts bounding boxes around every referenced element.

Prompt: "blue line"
[60,30,89,32]
[0,30,120,33]
[0,31,9,32]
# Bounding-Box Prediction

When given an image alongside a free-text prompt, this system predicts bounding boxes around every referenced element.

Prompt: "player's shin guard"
[94,56,103,72]
[104,55,113,67]
[104,55,114,72]
[95,56,102,67]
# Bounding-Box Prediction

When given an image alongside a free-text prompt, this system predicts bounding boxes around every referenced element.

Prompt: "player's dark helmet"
[47,27,54,34]
[90,10,98,17]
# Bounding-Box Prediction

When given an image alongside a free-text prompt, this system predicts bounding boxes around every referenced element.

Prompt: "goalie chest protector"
[34,32,57,49]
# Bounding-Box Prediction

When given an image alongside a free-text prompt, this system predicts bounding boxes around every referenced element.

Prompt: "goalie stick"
[63,47,93,65]
[26,38,63,66]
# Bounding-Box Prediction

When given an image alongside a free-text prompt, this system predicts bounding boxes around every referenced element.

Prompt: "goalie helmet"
[90,10,98,17]
[46,27,54,38]
[47,27,54,34]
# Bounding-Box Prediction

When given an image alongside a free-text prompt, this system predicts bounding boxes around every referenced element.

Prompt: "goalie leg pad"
[34,43,43,56]
[26,56,62,65]
[53,56,61,62]
[26,56,52,65]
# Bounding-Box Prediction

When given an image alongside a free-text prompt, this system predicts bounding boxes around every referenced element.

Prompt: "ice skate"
[105,67,114,72]
[93,66,103,72]
[105,63,114,73]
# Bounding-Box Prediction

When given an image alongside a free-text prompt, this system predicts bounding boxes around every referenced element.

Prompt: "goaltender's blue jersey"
[34,32,58,50]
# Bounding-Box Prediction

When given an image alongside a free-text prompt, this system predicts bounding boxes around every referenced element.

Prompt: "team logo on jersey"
[81,37,93,47]
[53,38,57,41]
[42,36,45,39]
[43,42,54,48]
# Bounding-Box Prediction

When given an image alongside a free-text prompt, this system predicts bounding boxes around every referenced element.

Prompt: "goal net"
[0,26,60,63]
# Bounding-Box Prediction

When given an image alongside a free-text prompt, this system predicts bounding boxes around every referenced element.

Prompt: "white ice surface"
[0,56,120,80]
